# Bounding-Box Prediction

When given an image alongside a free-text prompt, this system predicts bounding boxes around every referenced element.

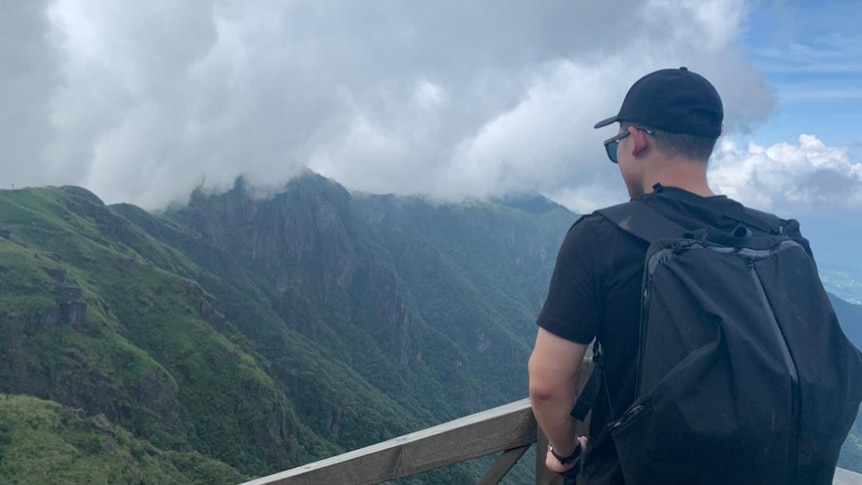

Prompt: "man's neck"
[642,158,714,197]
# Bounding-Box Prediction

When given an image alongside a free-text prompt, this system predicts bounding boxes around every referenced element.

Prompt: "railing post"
[535,428,564,485]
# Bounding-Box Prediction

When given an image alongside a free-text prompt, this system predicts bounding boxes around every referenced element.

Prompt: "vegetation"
[0,176,859,483]
[0,394,246,484]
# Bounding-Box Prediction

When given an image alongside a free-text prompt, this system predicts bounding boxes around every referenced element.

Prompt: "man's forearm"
[531,389,579,455]
[528,328,588,457]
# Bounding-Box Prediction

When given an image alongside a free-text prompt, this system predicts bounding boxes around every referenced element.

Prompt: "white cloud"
[540,135,862,219]
[2,0,776,210]
[0,1,59,185]
[710,135,862,217]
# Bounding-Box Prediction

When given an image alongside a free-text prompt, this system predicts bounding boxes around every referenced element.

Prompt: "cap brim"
[594,115,619,129]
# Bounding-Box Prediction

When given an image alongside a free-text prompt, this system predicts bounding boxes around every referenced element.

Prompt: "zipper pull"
[609,404,646,432]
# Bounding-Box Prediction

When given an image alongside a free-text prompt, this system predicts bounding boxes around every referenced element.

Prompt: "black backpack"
[572,198,862,485]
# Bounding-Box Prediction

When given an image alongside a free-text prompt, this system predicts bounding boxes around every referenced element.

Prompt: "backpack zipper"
[608,403,646,434]
[746,258,798,384]
[636,245,689,396]
[746,256,800,484]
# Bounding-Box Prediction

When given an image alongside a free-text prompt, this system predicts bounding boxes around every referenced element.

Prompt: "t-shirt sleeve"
[536,215,602,344]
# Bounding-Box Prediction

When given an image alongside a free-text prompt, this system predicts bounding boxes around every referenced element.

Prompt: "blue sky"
[729,0,862,267]
[742,0,862,157]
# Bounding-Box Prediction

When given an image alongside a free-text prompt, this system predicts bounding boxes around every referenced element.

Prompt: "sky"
[0,0,860,266]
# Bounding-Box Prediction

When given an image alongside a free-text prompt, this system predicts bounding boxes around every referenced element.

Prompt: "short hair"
[621,119,717,163]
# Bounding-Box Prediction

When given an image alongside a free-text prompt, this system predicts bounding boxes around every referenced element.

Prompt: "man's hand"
[545,436,588,475]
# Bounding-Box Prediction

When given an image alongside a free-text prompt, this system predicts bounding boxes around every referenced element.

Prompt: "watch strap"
[549,441,582,465]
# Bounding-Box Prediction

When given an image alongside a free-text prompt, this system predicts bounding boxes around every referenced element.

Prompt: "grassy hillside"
[1,180,569,482]
[0,394,246,484]
[0,186,335,476]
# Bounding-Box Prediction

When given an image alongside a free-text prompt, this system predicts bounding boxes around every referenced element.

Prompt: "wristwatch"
[548,441,582,465]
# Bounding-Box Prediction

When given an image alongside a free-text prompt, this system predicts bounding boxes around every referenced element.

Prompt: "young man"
[528,67,811,483]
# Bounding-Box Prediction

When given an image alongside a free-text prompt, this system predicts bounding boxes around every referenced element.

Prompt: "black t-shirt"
[536,186,807,485]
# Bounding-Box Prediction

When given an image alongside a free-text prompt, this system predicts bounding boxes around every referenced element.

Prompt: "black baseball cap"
[594,67,723,138]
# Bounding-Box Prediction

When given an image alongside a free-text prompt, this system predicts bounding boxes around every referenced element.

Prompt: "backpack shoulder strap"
[651,185,783,235]
[571,203,690,421]
[597,201,691,243]
[741,207,785,235]
[599,199,788,243]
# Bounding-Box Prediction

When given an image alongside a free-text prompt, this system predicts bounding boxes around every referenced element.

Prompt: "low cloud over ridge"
[711,135,862,217]
[0,0,833,212]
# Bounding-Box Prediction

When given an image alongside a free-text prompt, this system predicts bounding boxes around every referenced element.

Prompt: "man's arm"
[528,327,588,473]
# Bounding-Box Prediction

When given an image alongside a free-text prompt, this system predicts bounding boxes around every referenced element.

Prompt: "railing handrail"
[242,360,596,485]
[240,398,539,485]
[241,356,862,485]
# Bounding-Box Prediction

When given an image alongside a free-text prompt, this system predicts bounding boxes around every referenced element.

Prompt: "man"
[527,67,803,483]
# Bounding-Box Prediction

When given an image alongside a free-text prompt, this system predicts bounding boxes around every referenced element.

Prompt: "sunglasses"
[603,127,655,164]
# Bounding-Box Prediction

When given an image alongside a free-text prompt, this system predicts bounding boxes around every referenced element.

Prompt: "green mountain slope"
[160,176,572,419]
[0,186,332,477]
[0,394,246,484]
[831,294,862,472]
[1,178,568,482]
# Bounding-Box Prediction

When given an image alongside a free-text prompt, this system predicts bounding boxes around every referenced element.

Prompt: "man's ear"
[631,127,650,157]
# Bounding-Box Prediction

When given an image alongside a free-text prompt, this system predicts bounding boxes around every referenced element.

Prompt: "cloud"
[710,134,862,217]
[0,1,60,186]
[2,0,775,209]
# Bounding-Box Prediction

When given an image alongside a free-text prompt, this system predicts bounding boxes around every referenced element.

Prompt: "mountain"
[0,394,246,484]
[0,176,572,483]
[822,264,862,305]
[831,293,862,473]
[0,184,339,480]
[1,175,861,483]
[493,191,568,215]
[833,295,862,349]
